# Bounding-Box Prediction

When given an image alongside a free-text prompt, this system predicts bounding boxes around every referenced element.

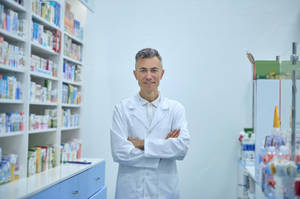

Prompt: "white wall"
[82,1,300,198]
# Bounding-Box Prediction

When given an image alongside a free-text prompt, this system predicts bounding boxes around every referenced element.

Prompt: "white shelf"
[0,99,23,104]
[32,13,60,30]
[62,103,81,108]
[29,128,57,134]
[0,0,26,12]
[30,101,58,106]
[0,28,25,42]
[30,71,59,81]
[62,79,82,86]
[0,64,25,73]
[64,31,83,45]
[63,56,83,65]
[61,126,80,131]
[31,42,59,56]
[0,131,23,138]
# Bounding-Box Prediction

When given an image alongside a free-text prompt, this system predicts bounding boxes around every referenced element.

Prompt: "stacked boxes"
[28,145,57,177]
[32,0,61,27]
[61,140,82,163]
[62,83,81,105]
[63,61,81,82]
[62,109,79,128]
[0,3,25,37]
[0,36,26,68]
[29,109,57,130]
[64,36,82,61]
[30,80,57,103]
[31,55,57,77]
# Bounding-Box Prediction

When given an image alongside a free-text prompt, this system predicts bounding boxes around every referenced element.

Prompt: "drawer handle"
[72,190,79,195]
[96,177,101,181]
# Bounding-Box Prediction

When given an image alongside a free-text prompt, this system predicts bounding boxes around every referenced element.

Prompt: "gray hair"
[135,48,162,67]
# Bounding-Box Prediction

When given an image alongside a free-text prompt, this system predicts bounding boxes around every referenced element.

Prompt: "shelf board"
[63,56,82,65]
[64,31,83,45]
[62,103,81,108]
[0,64,25,73]
[0,131,23,138]
[31,42,59,56]
[29,128,57,134]
[32,13,60,30]
[61,127,80,131]
[0,28,25,42]
[0,0,26,12]
[30,71,59,81]
[30,101,58,106]
[0,99,23,104]
[62,79,82,86]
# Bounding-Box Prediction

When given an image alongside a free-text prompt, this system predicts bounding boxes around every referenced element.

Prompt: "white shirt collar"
[138,93,160,108]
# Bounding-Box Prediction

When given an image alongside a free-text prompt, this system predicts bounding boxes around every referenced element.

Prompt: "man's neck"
[139,90,159,102]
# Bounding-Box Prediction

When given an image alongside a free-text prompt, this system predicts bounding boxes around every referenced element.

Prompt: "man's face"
[134,56,164,95]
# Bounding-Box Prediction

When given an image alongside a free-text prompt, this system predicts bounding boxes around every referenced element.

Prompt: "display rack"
[0,0,87,184]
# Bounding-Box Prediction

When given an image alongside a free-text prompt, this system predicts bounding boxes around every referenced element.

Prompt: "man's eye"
[151,69,158,72]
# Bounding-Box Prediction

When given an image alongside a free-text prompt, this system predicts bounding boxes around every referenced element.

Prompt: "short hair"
[135,48,162,67]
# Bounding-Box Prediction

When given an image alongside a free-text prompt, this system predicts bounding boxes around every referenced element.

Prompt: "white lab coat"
[111,94,190,199]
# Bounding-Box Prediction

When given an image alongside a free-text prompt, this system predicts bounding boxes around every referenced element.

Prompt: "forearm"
[144,132,190,160]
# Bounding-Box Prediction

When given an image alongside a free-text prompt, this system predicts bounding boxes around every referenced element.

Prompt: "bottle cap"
[273,106,280,128]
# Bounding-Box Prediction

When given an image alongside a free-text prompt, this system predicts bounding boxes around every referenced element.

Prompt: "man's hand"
[128,139,144,150]
[165,129,180,139]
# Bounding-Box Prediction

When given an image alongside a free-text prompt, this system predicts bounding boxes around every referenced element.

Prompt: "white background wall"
[81,1,300,198]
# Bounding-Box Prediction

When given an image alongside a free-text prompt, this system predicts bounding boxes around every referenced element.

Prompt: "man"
[110,48,190,199]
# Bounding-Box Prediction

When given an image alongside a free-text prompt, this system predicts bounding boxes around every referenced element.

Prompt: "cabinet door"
[59,175,80,199]
[77,169,89,199]
[87,162,105,197]
[90,186,107,199]
[28,183,60,199]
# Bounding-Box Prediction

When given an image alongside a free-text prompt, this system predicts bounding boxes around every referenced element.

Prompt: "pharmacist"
[110,48,190,199]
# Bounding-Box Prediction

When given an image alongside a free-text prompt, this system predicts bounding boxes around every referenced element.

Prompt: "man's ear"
[133,70,137,80]
[160,69,165,80]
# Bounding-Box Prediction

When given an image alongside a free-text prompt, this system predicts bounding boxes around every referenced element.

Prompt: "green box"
[255,60,280,79]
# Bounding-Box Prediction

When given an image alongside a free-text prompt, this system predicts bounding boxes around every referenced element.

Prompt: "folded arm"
[110,105,160,168]
[130,103,190,160]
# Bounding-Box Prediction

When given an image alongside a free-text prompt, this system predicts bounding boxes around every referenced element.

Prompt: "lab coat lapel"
[128,96,149,129]
[149,97,169,131]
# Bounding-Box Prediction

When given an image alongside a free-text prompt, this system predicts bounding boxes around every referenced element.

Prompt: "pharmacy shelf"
[63,56,82,65]
[0,99,23,104]
[0,0,26,12]
[0,131,23,138]
[30,101,58,106]
[62,103,81,108]
[61,126,80,131]
[32,13,60,30]
[29,128,57,134]
[31,42,58,56]
[30,71,59,81]
[64,31,83,45]
[0,64,25,73]
[0,28,25,42]
[62,79,82,86]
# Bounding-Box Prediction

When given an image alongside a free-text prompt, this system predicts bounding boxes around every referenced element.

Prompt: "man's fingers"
[166,129,181,139]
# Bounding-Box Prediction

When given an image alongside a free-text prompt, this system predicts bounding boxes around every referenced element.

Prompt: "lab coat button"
[146,172,149,176]
[145,194,148,198]
[148,131,151,134]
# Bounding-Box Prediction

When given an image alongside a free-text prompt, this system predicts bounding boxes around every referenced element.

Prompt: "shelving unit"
[0,0,87,186]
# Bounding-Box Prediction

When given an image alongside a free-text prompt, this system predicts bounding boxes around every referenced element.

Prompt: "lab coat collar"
[127,93,169,130]
[137,93,161,108]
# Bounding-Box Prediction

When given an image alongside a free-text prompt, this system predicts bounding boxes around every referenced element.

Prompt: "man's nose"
[145,71,152,79]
